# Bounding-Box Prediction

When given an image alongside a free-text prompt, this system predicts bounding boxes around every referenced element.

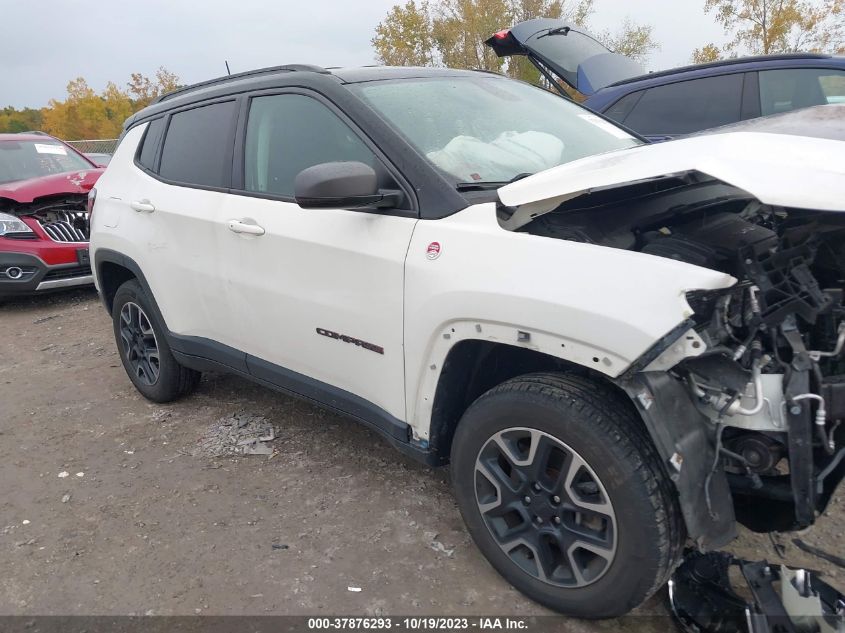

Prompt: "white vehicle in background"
[89,64,845,618]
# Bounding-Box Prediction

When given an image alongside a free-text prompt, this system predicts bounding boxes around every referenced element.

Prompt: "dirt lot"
[1,289,842,627]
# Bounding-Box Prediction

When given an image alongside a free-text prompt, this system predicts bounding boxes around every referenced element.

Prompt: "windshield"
[349,76,640,186]
[0,140,93,185]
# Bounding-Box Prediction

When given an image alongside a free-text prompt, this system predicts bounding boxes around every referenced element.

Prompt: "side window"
[622,74,744,136]
[137,117,165,171]
[603,90,645,125]
[244,94,376,197]
[759,68,845,116]
[158,101,237,187]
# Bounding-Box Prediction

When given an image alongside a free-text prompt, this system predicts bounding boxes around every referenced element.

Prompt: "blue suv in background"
[487,18,845,141]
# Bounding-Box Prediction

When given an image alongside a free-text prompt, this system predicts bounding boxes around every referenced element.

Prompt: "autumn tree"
[596,18,658,64]
[702,0,844,55]
[373,1,437,66]
[127,66,182,109]
[21,68,181,140]
[372,0,658,90]
[691,42,724,63]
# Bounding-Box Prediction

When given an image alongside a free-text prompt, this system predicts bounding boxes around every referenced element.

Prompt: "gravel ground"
[1,289,842,628]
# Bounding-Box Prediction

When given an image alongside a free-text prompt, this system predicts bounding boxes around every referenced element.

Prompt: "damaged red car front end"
[0,134,104,298]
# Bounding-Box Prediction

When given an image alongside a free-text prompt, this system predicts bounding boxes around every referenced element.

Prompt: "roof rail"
[19,130,50,136]
[609,52,833,87]
[153,64,331,104]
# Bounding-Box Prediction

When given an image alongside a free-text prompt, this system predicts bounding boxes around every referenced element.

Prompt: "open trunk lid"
[485,18,644,96]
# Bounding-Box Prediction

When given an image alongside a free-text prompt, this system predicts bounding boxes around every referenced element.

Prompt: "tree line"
[2,0,843,140]
[0,68,179,140]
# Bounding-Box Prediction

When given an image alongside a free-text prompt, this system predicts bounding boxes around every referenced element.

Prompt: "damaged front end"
[498,130,845,548]
[562,192,843,543]
[1,194,91,242]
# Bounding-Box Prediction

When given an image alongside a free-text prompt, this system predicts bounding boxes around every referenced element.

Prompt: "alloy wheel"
[474,427,617,588]
[118,301,161,386]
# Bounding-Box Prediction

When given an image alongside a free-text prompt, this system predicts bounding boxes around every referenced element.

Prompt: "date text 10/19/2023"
[307,617,530,630]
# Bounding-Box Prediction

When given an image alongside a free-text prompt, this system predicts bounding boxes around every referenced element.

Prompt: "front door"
[219,92,417,424]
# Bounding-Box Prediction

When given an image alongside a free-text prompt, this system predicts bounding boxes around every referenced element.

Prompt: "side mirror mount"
[294,161,402,210]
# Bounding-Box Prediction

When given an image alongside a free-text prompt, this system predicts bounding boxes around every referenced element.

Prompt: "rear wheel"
[450,372,684,618]
[112,279,200,402]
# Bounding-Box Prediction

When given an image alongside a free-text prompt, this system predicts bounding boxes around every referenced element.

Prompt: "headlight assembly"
[0,212,33,236]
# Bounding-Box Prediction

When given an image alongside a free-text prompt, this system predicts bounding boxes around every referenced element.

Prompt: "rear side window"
[137,118,165,171]
[621,74,744,136]
[759,68,845,116]
[159,101,237,187]
[243,94,375,197]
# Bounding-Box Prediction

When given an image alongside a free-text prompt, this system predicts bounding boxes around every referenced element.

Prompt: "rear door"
[758,67,845,115]
[122,99,245,364]
[218,90,417,425]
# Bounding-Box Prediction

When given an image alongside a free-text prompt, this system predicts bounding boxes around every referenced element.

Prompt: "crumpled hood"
[0,169,104,204]
[498,131,845,228]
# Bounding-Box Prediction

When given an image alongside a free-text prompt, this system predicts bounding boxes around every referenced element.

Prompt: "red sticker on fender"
[426,242,441,260]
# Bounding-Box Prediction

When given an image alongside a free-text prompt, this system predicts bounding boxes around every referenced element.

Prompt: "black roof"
[328,65,485,83]
[153,64,331,104]
[126,65,490,129]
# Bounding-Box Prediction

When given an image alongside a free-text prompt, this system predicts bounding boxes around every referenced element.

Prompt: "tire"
[450,372,684,618]
[111,279,200,403]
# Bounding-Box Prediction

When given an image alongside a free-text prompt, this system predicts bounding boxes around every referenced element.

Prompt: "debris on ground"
[271,543,289,551]
[347,586,362,592]
[57,471,69,478]
[32,314,61,325]
[192,413,279,458]
[61,494,71,504]
[429,537,455,558]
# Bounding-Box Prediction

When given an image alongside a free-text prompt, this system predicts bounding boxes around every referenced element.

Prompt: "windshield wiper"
[456,172,533,192]
[537,26,571,39]
[455,181,508,191]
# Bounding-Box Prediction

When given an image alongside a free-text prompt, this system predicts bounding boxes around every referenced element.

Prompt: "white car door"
[219,92,417,425]
[113,102,245,360]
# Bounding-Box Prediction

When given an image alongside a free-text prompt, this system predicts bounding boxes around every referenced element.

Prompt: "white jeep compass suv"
[89,64,845,618]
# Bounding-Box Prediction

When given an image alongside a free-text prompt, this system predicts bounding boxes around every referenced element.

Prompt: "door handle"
[228,219,265,236]
[130,199,155,213]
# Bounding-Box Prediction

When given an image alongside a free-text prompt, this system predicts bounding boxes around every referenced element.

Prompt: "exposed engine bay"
[520,173,845,534]
[1,194,90,241]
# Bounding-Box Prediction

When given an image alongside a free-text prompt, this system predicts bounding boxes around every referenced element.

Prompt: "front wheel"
[450,373,684,618]
[112,279,200,403]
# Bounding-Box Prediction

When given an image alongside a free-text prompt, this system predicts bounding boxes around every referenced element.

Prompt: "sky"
[0,0,730,109]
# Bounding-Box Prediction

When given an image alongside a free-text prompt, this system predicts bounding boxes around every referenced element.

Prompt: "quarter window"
[759,68,845,116]
[603,90,645,125]
[158,101,237,187]
[620,74,744,136]
[244,94,375,197]
[137,117,165,171]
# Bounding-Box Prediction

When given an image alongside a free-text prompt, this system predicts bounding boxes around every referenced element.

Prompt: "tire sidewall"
[112,280,183,402]
[451,385,669,617]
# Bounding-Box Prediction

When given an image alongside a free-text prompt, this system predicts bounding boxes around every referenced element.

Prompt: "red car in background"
[0,133,103,298]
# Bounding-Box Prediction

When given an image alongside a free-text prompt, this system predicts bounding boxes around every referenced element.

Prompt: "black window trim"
[230,86,419,218]
[131,95,241,194]
[740,71,761,120]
